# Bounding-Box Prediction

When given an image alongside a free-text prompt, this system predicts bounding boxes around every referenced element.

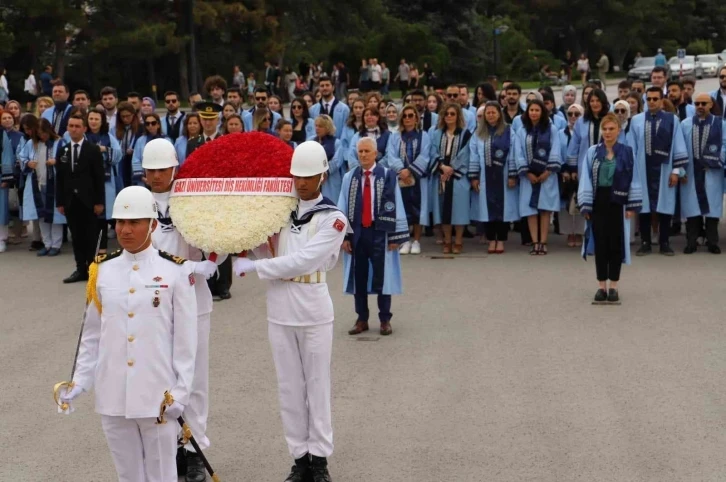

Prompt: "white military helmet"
[142,138,179,169]
[290,141,329,177]
[112,186,158,219]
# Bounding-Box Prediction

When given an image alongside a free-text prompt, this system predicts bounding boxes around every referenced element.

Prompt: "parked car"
[668,56,703,79]
[628,57,664,81]
[696,54,723,77]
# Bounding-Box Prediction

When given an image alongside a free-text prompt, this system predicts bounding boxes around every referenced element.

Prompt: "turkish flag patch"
[189,273,195,286]
[333,219,345,232]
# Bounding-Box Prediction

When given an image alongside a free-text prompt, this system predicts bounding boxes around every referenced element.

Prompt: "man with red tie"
[338,137,408,336]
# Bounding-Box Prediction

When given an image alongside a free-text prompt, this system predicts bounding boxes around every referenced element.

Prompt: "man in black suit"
[56,113,106,283]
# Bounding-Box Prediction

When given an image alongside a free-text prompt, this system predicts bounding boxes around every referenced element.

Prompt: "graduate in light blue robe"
[347,129,391,171]
[428,125,472,228]
[18,135,66,250]
[244,107,281,132]
[679,110,726,251]
[338,157,408,329]
[174,136,189,165]
[386,126,431,229]
[41,101,72,136]
[461,108,477,133]
[567,90,611,175]
[85,130,122,221]
[309,97,350,140]
[514,102,562,252]
[626,97,689,252]
[0,130,15,232]
[313,131,344,204]
[288,116,315,143]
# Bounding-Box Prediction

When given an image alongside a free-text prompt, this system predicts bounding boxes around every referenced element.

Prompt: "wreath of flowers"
[169,132,298,253]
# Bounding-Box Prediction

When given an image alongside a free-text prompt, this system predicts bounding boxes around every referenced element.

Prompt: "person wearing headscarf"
[558,103,585,247]
[612,100,632,142]
[140,97,156,117]
[385,102,399,131]
[558,85,578,117]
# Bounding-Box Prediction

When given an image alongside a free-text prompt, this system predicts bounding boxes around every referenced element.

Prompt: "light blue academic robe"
[132,135,171,185]
[174,136,189,165]
[347,131,391,171]
[512,114,566,136]
[428,128,472,225]
[386,130,432,226]
[309,99,350,139]
[18,139,66,224]
[462,108,477,133]
[578,144,643,265]
[339,126,358,162]
[319,138,345,204]
[679,116,726,218]
[338,165,407,295]
[626,112,688,214]
[469,129,519,222]
[514,124,563,215]
[566,117,604,174]
[243,108,281,132]
[41,104,72,135]
[91,134,122,220]
[0,131,14,225]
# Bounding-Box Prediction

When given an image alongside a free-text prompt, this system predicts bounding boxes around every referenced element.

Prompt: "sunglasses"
[444,112,457,117]
[694,101,710,106]
[614,109,627,114]
[720,75,726,79]
[146,120,158,126]
[255,96,267,101]
[402,113,416,119]
[291,105,303,110]
[446,94,459,98]
[646,97,660,102]
[165,99,178,104]
[263,117,271,122]
[567,112,581,117]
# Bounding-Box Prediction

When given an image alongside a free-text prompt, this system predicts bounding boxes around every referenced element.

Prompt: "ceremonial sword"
[53,230,104,411]
[158,391,221,482]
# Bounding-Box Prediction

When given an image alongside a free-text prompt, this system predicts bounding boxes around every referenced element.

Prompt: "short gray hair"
[357,137,377,150]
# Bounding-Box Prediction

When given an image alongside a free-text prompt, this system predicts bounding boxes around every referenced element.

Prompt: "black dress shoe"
[635,243,652,256]
[607,289,619,303]
[218,289,231,300]
[708,244,721,254]
[185,451,206,482]
[177,447,187,476]
[683,244,697,254]
[285,454,312,482]
[29,240,44,251]
[310,455,332,482]
[594,289,607,302]
[63,271,88,284]
[660,243,675,256]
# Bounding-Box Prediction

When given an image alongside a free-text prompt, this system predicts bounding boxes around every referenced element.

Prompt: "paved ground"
[2,226,726,482]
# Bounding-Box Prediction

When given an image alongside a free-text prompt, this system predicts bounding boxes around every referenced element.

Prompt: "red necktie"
[362,170,372,228]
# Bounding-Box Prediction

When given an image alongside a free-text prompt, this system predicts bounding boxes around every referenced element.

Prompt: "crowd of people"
[1,61,726,302]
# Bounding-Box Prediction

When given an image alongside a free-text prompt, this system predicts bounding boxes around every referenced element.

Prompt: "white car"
[696,54,723,77]
[668,56,703,79]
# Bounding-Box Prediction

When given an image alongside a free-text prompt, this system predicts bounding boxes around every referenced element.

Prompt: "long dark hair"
[583,88,610,121]
[476,101,506,139]
[474,82,497,108]
[358,106,387,134]
[182,112,202,138]
[35,118,59,144]
[88,108,110,135]
[521,99,550,131]
[142,112,162,137]
[20,114,39,140]
[290,97,310,128]
[115,101,139,140]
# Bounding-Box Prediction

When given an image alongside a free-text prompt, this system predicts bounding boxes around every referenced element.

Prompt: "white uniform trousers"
[101,415,178,482]
[184,312,211,451]
[39,222,63,249]
[268,321,334,459]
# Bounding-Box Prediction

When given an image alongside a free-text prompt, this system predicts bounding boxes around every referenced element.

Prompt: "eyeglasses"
[165,99,178,104]
[694,101,710,107]
[446,94,459,98]
[646,97,660,102]
[146,121,158,126]
[402,113,416,119]
[291,105,303,110]
[255,96,267,101]
[614,109,627,114]
[567,112,581,117]
[444,111,457,117]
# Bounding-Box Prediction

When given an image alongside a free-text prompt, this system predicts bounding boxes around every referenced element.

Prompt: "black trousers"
[639,212,671,246]
[353,227,392,323]
[398,80,408,98]
[686,216,719,246]
[207,256,232,295]
[593,187,624,282]
[672,183,682,228]
[67,196,102,273]
[484,221,509,241]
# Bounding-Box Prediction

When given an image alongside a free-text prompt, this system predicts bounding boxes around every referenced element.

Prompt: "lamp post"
[493,24,509,76]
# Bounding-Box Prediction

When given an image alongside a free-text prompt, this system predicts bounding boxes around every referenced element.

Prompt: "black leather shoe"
[708,244,721,254]
[683,244,697,254]
[177,447,187,476]
[310,456,332,482]
[63,271,88,284]
[635,243,651,256]
[607,289,619,303]
[285,454,311,482]
[594,289,607,302]
[218,289,231,300]
[29,240,44,251]
[660,243,675,256]
[186,451,206,482]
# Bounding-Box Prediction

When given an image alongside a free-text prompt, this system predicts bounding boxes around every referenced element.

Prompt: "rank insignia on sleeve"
[333,219,345,232]
[189,273,195,286]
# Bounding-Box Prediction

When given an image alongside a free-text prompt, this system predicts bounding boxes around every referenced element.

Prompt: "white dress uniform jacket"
[73,245,198,419]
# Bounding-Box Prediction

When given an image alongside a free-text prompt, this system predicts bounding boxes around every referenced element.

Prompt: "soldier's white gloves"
[58,384,84,414]
[164,401,185,420]
[192,260,218,280]
[233,258,256,276]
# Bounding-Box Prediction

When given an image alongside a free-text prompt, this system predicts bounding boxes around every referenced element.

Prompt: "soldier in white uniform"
[60,186,198,482]
[233,141,347,482]
[142,138,221,482]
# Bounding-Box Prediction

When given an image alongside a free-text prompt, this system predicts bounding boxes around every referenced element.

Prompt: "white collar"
[362,163,377,174]
[121,244,156,262]
[297,194,323,217]
[69,137,84,148]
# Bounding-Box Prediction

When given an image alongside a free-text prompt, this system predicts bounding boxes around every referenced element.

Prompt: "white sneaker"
[399,241,411,254]
[107,227,116,239]
[0,240,6,253]
[410,240,421,254]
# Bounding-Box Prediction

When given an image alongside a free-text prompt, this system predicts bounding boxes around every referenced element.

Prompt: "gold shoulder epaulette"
[158,250,187,264]
[94,249,121,264]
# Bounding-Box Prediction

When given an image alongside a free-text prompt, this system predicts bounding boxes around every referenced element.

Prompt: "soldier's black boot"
[284,454,312,482]
[177,447,188,476]
[310,455,332,482]
[186,450,207,482]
